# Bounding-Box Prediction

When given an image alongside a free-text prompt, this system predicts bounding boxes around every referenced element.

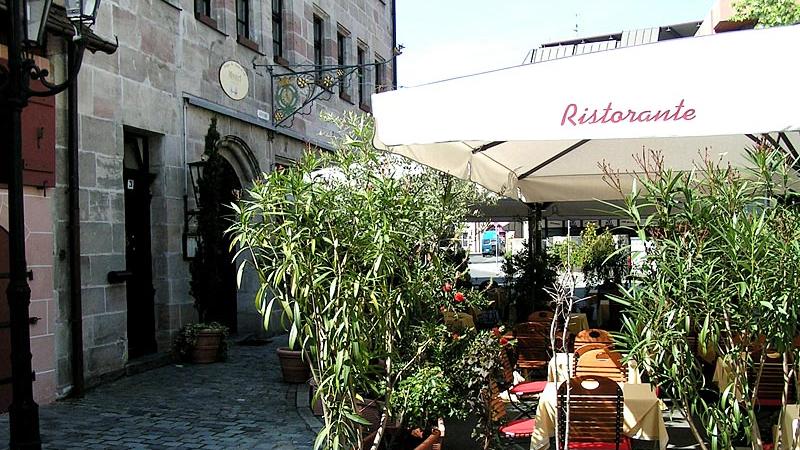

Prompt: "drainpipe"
[67,40,84,397]
[391,0,398,89]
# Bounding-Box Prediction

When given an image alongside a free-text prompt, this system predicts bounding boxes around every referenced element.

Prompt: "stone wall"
[52,0,395,392]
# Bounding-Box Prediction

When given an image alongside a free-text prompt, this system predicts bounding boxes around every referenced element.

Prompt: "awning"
[372,25,800,202]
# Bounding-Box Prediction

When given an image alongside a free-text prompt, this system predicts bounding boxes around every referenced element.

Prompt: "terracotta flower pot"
[191,329,223,363]
[276,347,310,383]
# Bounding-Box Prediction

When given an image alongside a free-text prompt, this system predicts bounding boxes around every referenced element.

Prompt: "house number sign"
[219,60,249,101]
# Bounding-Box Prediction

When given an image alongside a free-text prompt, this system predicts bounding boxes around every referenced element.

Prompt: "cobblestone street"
[0,338,316,449]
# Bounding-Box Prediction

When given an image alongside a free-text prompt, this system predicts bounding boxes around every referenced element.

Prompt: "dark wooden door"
[124,136,157,359]
[0,226,12,412]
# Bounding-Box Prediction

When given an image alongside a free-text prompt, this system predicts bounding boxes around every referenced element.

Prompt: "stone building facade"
[44,0,395,395]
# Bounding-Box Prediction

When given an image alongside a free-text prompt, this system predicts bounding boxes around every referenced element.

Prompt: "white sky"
[396,0,715,87]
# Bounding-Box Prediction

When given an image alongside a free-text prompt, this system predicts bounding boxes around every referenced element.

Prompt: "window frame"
[357,45,369,111]
[374,54,385,93]
[194,0,218,29]
[337,30,350,101]
[313,15,325,72]
[272,0,285,63]
[236,0,250,39]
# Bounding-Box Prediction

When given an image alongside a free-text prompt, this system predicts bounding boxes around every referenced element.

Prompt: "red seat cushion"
[499,418,536,438]
[510,380,548,396]
[567,437,632,450]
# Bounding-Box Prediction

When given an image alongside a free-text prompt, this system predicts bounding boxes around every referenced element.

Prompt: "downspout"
[67,40,85,397]
[391,0,398,89]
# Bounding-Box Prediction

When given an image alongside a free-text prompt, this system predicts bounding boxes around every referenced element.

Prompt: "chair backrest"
[528,310,555,323]
[572,343,611,376]
[413,429,442,450]
[575,348,627,383]
[557,376,624,447]
[513,322,552,365]
[498,349,516,388]
[485,379,507,423]
[574,328,613,350]
[749,349,791,404]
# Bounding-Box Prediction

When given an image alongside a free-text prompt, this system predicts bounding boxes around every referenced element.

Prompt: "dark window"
[337,32,348,98]
[195,0,211,17]
[374,55,385,93]
[313,16,324,68]
[236,0,250,38]
[357,46,367,108]
[272,0,283,59]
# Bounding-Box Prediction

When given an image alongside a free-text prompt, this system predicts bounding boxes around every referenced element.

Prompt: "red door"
[0,226,12,412]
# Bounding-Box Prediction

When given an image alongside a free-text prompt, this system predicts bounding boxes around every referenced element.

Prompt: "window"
[313,16,324,68]
[272,0,284,60]
[195,0,212,17]
[236,0,250,39]
[374,55,385,93]
[357,46,368,109]
[337,31,349,100]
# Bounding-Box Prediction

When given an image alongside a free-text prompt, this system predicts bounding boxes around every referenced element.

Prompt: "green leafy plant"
[733,0,800,27]
[603,146,800,450]
[504,241,558,316]
[579,222,627,289]
[229,111,488,449]
[392,365,460,431]
[171,322,229,362]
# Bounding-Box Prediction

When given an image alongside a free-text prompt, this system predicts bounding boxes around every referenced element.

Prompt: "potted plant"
[172,322,229,363]
[276,340,310,383]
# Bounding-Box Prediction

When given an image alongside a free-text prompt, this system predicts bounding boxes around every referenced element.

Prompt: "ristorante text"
[561,100,696,126]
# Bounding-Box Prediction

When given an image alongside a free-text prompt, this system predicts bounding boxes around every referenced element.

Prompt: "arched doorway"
[191,136,252,334]
[0,226,12,412]
[206,159,240,332]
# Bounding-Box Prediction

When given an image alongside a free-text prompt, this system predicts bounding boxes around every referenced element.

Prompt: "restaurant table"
[529,382,668,450]
[779,404,800,450]
[567,313,589,334]
[442,311,474,329]
[547,352,642,384]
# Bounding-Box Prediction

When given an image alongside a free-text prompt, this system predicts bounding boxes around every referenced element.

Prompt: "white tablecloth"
[529,382,668,450]
[547,353,642,384]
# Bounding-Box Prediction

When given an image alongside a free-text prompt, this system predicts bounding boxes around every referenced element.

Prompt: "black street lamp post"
[2,0,100,448]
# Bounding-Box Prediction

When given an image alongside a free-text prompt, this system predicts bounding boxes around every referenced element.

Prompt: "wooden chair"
[513,322,552,376]
[574,328,613,351]
[557,376,630,450]
[575,347,627,383]
[572,343,610,377]
[486,379,537,449]
[528,310,555,323]
[749,349,792,407]
[497,349,545,417]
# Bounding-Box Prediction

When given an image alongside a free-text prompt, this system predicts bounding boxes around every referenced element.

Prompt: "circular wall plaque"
[219,60,249,101]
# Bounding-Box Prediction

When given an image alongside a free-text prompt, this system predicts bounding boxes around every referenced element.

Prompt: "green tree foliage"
[733,0,800,27]
[504,241,558,314]
[606,147,800,450]
[229,112,491,449]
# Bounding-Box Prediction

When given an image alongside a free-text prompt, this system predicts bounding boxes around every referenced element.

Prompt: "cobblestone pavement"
[0,338,316,449]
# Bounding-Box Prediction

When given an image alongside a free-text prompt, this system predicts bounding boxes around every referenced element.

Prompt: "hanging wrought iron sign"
[253,58,392,128]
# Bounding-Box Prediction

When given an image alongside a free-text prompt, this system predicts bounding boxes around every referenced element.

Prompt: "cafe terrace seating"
[557,376,631,450]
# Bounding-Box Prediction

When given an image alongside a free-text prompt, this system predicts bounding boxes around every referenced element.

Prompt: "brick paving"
[0,338,316,449]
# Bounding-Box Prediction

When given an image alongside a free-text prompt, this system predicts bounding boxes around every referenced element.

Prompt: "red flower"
[442,282,453,293]
[499,337,509,346]
[491,327,501,337]
[452,332,461,340]
[453,292,465,303]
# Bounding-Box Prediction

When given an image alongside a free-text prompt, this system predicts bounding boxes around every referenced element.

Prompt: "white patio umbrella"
[372,25,800,203]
